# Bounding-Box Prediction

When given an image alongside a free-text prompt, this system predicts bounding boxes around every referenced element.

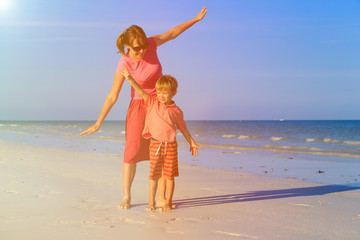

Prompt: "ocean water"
[190,120,360,161]
[1,120,360,184]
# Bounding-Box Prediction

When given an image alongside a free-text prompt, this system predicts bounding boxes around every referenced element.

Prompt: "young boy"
[121,67,201,211]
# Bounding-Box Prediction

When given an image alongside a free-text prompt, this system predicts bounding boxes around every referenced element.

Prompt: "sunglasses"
[131,44,148,53]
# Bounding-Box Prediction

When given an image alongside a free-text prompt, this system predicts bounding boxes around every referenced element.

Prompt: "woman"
[81,7,207,209]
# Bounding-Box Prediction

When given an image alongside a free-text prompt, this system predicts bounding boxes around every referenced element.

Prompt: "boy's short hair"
[155,75,178,95]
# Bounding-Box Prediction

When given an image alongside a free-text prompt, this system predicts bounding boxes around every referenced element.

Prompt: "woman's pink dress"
[116,37,162,163]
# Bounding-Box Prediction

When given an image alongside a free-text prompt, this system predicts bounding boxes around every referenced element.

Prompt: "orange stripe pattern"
[149,140,179,180]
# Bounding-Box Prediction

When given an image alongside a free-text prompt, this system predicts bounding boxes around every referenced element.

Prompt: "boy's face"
[156,89,174,106]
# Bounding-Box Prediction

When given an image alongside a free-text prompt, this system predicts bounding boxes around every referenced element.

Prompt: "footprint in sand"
[200,187,224,194]
[35,194,51,199]
[55,216,146,228]
[4,190,18,194]
[122,218,146,225]
[76,197,111,210]
[167,217,212,223]
[215,231,258,239]
[165,229,185,235]
[77,203,110,210]
[289,203,315,208]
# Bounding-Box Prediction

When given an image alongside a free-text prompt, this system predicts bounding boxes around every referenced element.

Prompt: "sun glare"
[0,0,11,11]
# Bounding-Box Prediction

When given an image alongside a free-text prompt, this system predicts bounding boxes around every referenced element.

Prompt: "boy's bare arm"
[120,67,148,101]
[180,128,202,157]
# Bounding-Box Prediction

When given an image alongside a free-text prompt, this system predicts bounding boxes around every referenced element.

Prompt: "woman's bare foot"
[117,196,131,210]
[146,204,155,211]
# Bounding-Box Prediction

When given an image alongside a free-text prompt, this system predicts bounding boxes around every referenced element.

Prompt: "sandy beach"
[1,138,360,240]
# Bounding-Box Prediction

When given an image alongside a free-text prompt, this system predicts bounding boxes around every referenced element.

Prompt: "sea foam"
[271,137,288,141]
[222,134,238,138]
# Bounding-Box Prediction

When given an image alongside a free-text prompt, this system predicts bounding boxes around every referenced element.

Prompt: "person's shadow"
[173,184,360,208]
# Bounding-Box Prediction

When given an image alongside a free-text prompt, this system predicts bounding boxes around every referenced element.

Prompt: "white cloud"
[0,21,124,27]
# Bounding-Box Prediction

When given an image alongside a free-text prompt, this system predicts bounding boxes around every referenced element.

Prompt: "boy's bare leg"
[156,175,177,208]
[146,178,158,211]
[156,175,167,207]
[118,163,136,209]
[160,178,175,211]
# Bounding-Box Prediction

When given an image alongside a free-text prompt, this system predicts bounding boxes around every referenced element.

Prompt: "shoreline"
[1,119,360,186]
[1,138,360,239]
[178,142,360,185]
[2,130,360,186]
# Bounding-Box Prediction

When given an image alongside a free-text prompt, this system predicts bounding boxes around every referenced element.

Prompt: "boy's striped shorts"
[149,139,179,180]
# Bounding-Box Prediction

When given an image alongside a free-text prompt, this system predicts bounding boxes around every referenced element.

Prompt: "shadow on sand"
[173,184,360,208]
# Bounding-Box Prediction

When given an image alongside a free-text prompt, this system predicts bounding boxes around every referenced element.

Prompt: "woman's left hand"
[196,7,207,21]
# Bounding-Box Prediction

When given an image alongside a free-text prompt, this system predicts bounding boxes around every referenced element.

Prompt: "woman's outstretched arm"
[80,72,125,135]
[151,7,207,47]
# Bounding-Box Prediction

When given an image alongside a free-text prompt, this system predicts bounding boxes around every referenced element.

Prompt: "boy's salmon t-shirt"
[116,37,162,100]
[142,95,187,142]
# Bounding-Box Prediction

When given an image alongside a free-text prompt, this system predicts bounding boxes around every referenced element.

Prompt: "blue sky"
[1,0,359,120]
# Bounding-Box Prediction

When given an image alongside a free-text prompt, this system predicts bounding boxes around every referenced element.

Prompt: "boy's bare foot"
[117,196,131,210]
[146,204,155,211]
[158,203,177,212]
[155,199,166,208]
[156,200,177,209]
[156,196,167,207]
[156,198,177,209]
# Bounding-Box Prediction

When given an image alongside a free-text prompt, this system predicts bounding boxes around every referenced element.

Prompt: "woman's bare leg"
[118,162,136,209]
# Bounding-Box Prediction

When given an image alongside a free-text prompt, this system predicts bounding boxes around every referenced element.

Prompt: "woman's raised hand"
[196,7,207,21]
[80,124,100,136]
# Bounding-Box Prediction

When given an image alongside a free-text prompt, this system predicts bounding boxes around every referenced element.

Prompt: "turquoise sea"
[1,120,360,184]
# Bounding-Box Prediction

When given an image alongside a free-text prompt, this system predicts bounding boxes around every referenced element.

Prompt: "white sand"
[1,138,360,240]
